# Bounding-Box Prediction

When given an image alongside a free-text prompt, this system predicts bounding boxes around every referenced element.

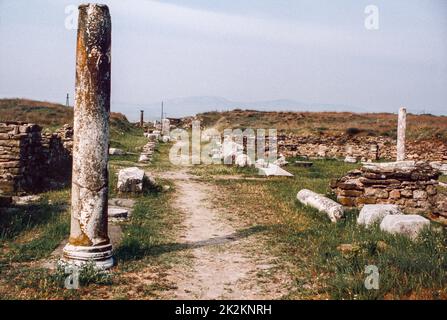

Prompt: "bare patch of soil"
[158,170,291,299]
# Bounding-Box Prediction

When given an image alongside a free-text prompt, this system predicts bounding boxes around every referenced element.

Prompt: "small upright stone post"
[63,4,113,269]
[162,118,170,136]
[140,110,144,127]
[397,107,407,161]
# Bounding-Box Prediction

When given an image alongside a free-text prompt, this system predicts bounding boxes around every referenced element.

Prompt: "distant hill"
[0,98,134,133]
[114,96,365,121]
[195,109,447,142]
[0,98,73,128]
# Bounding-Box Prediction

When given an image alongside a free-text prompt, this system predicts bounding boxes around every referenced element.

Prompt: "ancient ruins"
[332,161,441,214]
[62,4,113,269]
[329,107,446,222]
[0,122,72,195]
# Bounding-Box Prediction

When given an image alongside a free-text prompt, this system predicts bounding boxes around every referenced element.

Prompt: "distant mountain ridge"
[114,96,364,121]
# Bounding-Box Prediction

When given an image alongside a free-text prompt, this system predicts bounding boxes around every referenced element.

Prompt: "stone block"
[338,189,363,197]
[109,148,125,155]
[380,215,430,239]
[356,197,376,205]
[337,196,356,207]
[357,204,403,227]
[117,167,145,193]
[108,206,128,218]
[413,190,427,200]
[389,190,401,199]
[426,185,437,196]
[401,189,413,198]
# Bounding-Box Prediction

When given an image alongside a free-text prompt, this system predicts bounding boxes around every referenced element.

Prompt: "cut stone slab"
[108,198,136,208]
[430,162,447,175]
[12,195,41,205]
[297,189,344,222]
[258,164,293,177]
[117,167,145,193]
[108,206,128,218]
[139,154,151,163]
[274,155,288,167]
[109,147,125,155]
[362,161,416,171]
[344,156,357,163]
[357,204,403,227]
[380,214,430,239]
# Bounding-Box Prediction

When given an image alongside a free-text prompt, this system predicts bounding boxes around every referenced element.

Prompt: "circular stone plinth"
[62,243,114,269]
[108,206,128,218]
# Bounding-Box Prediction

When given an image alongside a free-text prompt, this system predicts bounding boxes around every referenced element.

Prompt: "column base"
[62,243,114,270]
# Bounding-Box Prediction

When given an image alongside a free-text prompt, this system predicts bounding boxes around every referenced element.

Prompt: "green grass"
[1,118,446,299]
[114,179,181,267]
[190,163,259,178]
[110,127,147,154]
[0,190,70,263]
[146,142,176,172]
[0,125,180,298]
[212,159,447,299]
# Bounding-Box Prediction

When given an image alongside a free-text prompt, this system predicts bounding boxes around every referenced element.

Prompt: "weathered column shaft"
[397,107,406,161]
[162,118,170,136]
[140,110,144,127]
[63,4,113,268]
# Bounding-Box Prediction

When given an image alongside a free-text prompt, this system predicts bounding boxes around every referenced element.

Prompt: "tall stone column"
[397,107,406,162]
[140,110,144,127]
[63,4,113,269]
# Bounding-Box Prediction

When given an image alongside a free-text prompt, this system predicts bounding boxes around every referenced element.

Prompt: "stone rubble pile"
[277,133,447,164]
[331,161,441,214]
[139,140,158,163]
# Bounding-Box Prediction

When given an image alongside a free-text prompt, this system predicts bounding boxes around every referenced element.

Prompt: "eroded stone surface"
[109,148,125,155]
[117,167,145,193]
[332,161,440,214]
[397,107,407,161]
[357,204,403,227]
[108,206,128,218]
[297,189,344,222]
[258,164,293,177]
[63,4,113,268]
[344,156,357,163]
[380,214,430,239]
[108,198,136,208]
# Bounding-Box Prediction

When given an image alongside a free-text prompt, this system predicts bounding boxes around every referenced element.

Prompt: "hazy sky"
[0,0,446,117]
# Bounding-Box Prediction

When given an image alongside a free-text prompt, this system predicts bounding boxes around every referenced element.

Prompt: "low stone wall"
[278,134,447,162]
[0,122,73,195]
[331,162,441,215]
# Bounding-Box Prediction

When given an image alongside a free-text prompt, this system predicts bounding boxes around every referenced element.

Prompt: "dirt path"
[157,170,290,300]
